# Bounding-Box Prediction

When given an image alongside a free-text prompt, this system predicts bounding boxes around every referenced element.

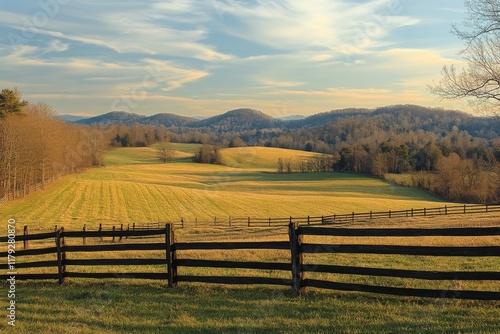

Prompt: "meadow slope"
[0,145,450,230]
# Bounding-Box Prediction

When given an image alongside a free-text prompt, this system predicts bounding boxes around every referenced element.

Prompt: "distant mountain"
[142,113,197,127]
[77,111,144,125]
[59,115,89,123]
[287,108,372,128]
[193,108,283,132]
[70,105,499,141]
[76,111,197,127]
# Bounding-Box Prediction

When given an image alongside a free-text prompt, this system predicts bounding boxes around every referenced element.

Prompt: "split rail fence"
[1,223,500,300]
[177,203,500,227]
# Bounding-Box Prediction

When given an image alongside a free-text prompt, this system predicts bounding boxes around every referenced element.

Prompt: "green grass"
[104,143,200,166]
[1,280,499,334]
[0,146,450,230]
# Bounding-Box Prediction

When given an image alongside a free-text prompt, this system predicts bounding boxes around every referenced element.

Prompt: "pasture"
[2,144,498,333]
[0,145,450,230]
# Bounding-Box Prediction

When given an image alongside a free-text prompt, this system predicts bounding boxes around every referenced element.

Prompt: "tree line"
[0,88,105,201]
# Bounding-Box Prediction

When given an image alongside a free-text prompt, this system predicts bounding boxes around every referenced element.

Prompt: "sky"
[0,0,471,118]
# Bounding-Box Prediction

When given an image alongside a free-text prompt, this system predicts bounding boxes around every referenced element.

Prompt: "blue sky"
[0,0,470,117]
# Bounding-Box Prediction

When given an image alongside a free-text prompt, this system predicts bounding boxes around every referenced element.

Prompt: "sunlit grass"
[0,146,454,230]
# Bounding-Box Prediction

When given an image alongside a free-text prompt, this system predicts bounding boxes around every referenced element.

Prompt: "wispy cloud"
[43,40,69,53]
[0,0,468,115]
[213,0,420,54]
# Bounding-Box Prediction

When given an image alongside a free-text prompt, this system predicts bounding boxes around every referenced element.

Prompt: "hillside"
[0,145,448,227]
[193,108,283,132]
[72,105,499,140]
[287,107,372,128]
[77,111,197,127]
[219,147,319,169]
[77,111,145,125]
[142,113,197,127]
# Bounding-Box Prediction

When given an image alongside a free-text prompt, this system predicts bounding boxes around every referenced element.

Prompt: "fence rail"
[100,203,500,228]
[295,225,500,300]
[1,223,499,300]
[15,204,500,234]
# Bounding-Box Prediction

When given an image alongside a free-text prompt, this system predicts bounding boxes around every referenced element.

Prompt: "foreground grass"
[1,280,499,334]
[2,219,499,333]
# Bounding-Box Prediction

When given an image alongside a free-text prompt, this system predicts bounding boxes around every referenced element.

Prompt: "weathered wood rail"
[102,203,500,228]
[1,223,499,300]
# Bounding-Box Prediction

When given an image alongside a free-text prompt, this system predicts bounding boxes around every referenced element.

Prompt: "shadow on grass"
[1,280,499,333]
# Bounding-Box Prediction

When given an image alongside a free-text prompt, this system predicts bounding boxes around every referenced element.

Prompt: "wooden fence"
[1,223,500,300]
[172,203,500,227]
[133,203,500,228]
[15,204,500,234]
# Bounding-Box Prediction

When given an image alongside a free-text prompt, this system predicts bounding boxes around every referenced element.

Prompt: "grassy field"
[2,145,498,333]
[0,145,451,230]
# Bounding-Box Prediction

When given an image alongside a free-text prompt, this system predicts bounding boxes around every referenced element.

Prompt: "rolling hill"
[77,111,197,127]
[0,145,448,228]
[72,105,500,141]
[193,108,283,132]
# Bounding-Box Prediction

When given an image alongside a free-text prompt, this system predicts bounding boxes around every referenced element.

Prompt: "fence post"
[352,212,354,222]
[133,223,136,232]
[23,226,29,250]
[99,223,103,241]
[389,210,391,219]
[248,217,250,227]
[307,216,310,225]
[411,208,413,217]
[269,217,271,227]
[181,217,184,229]
[119,224,123,241]
[56,228,66,284]
[165,224,177,288]
[424,208,426,216]
[112,226,116,243]
[126,224,130,239]
[82,224,86,246]
[370,211,373,220]
[229,216,231,227]
[214,216,217,226]
[288,222,303,294]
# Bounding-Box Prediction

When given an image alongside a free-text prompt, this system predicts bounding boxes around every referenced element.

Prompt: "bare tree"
[156,141,175,163]
[429,0,500,118]
[277,158,284,174]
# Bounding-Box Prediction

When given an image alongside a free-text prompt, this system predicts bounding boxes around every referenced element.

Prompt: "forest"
[1,88,499,204]
[0,88,105,201]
